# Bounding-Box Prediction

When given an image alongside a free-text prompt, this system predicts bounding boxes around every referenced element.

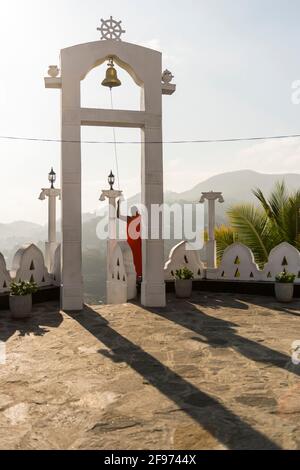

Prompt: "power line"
[0,133,300,145]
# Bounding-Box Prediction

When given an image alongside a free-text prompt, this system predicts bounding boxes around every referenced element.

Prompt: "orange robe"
[127,215,142,279]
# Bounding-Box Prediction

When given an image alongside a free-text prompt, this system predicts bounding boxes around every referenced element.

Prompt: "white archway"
[45,23,175,311]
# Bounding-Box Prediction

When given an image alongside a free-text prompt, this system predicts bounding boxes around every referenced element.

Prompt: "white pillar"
[48,193,57,243]
[141,125,166,308]
[61,95,84,311]
[39,188,61,272]
[200,192,224,269]
[100,189,123,304]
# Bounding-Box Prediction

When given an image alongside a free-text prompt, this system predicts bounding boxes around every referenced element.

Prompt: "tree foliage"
[216,181,300,265]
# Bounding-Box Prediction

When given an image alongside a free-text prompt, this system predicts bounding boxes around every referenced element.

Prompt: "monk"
[117,200,142,280]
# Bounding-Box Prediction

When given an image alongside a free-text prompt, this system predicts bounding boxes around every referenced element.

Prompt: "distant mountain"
[168,170,300,225]
[0,221,45,240]
[174,170,300,204]
[127,170,300,204]
[125,170,300,225]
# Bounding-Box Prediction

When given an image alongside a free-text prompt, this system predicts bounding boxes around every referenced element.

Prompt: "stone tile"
[0,294,299,449]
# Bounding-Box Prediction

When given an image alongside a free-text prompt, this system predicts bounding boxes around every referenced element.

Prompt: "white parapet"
[50,244,61,287]
[0,254,12,293]
[10,244,51,287]
[164,241,206,280]
[210,242,261,281]
[262,242,300,283]
[107,241,137,305]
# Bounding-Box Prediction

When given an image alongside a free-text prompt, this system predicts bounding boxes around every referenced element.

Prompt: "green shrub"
[10,281,38,296]
[275,272,296,284]
[175,267,194,280]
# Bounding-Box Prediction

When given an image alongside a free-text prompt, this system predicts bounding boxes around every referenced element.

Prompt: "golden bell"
[102,59,121,88]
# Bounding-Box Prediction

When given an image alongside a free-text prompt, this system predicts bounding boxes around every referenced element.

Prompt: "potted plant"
[275,272,296,303]
[9,281,38,319]
[174,267,194,299]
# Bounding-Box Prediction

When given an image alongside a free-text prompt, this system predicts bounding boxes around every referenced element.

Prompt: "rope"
[110,88,120,189]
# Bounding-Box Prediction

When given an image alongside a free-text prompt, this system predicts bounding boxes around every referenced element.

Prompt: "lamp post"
[108,170,115,191]
[48,167,56,189]
[100,171,123,303]
[39,168,61,272]
[200,191,224,270]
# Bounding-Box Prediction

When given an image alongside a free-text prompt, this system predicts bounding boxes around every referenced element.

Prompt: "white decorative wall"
[50,244,61,287]
[0,254,11,293]
[10,244,51,287]
[1,240,300,302]
[210,243,261,281]
[107,241,137,304]
[164,241,206,280]
[262,242,300,283]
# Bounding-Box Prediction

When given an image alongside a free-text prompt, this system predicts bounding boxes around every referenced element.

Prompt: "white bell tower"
[45,17,176,310]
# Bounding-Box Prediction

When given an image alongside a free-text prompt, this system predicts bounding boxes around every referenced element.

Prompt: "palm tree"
[216,181,300,266]
[214,225,236,264]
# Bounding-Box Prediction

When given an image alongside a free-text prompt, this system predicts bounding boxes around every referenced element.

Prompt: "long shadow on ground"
[147,296,299,377]
[240,295,300,318]
[69,305,281,450]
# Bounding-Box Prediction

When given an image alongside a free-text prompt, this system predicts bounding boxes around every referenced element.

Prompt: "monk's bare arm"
[117,199,128,222]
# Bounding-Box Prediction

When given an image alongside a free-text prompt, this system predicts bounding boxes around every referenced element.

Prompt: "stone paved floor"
[0,292,300,450]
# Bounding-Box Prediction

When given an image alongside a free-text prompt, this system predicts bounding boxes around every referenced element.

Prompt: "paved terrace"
[0,293,299,450]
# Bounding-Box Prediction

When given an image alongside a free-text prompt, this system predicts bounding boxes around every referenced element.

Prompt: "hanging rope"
[109,88,120,189]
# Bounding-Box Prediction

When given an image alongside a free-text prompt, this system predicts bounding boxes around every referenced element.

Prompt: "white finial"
[48,66,60,78]
[162,70,174,84]
[97,16,126,41]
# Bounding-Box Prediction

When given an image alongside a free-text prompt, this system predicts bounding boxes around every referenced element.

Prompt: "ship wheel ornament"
[97,16,126,41]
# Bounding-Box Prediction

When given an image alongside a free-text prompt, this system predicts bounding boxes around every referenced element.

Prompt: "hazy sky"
[1,0,300,224]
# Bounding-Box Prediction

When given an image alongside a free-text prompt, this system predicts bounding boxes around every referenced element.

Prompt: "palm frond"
[253,187,273,219]
[281,190,300,245]
[253,180,294,241]
[225,181,300,264]
[214,225,236,264]
[268,181,288,217]
[227,204,270,264]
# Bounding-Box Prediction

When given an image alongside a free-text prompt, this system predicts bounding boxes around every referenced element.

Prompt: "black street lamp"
[48,168,56,189]
[108,170,115,191]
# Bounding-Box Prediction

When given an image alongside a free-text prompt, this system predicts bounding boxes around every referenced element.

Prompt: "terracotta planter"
[9,294,32,319]
[175,279,193,299]
[275,283,294,303]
